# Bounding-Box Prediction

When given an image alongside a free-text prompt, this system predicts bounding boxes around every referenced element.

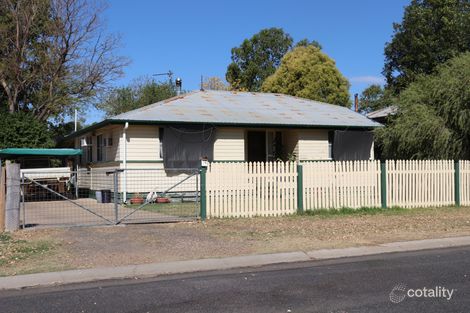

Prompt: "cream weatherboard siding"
[297,130,330,161]
[213,128,245,161]
[75,125,122,164]
[95,126,121,162]
[125,125,161,161]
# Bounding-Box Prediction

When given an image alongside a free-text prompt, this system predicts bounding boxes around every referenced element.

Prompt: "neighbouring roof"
[366,105,398,119]
[0,148,82,158]
[66,91,381,139]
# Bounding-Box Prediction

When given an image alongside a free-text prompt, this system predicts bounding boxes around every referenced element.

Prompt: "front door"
[247,131,266,162]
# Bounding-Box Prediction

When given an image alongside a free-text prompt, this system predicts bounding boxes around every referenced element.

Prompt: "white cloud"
[349,75,385,85]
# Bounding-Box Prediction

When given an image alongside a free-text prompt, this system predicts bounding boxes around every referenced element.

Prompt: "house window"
[97,135,105,162]
[159,127,164,158]
[80,136,93,164]
[328,131,334,160]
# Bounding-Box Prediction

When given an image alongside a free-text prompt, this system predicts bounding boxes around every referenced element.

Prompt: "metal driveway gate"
[21,168,200,228]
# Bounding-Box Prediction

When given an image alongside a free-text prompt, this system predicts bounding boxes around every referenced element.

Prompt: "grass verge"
[0,232,56,276]
[299,206,421,217]
[124,201,198,217]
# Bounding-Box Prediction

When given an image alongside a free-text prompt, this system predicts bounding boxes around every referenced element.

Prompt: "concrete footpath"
[1,236,470,290]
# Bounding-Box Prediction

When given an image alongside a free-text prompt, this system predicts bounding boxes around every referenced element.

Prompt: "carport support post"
[113,171,119,224]
[380,162,387,209]
[5,162,20,231]
[297,163,303,213]
[200,166,207,221]
[455,160,460,207]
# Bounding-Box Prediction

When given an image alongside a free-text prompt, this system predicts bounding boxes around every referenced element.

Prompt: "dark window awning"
[0,148,82,158]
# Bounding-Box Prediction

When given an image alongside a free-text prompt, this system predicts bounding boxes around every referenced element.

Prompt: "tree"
[202,77,229,91]
[383,0,470,93]
[0,112,54,149]
[225,28,293,91]
[261,45,351,106]
[376,52,470,159]
[295,38,322,50]
[0,0,128,121]
[98,78,177,117]
[49,120,85,142]
[359,84,395,113]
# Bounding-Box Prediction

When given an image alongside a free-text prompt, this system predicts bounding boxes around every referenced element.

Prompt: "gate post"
[455,160,460,207]
[200,166,207,221]
[5,162,20,231]
[113,170,119,224]
[297,163,304,213]
[381,161,387,209]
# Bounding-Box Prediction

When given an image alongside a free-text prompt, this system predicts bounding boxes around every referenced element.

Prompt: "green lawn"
[124,201,199,217]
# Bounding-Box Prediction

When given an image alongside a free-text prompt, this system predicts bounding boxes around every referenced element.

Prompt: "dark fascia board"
[63,118,382,141]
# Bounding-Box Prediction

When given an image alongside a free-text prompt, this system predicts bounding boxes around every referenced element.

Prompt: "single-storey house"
[62,90,381,201]
[63,90,381,171]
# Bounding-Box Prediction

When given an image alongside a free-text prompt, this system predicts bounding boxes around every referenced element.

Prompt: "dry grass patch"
[0,230,70,276]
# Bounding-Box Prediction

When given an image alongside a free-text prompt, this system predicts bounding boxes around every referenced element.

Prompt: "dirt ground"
[3,206,470,276]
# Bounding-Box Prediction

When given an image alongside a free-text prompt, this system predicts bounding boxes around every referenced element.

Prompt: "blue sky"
[85,0,410,123]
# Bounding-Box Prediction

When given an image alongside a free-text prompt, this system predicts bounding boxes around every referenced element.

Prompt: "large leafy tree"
[376,52,470,159]
[225,28,293,91]
[383,0,470,94]
[0,0,127,122]
[98,78,177,117]
[359,84,395,113]
[261,45,351,107]
[202,76,229,91]
[0,112,54,149]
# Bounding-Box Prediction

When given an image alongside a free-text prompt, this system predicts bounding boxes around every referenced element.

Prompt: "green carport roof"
[0,148,82,158]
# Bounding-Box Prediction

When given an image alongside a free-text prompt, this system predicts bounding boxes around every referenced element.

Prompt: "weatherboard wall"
[297,129,330,161]
[213,128,245,161]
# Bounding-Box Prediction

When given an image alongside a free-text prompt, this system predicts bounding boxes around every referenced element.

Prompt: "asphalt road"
[1,247,470,313]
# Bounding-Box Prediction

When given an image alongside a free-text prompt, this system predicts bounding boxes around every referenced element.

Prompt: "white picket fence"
[460,160,470,206]
[386,160,454,208]
[204,160,469,218]
[206,162,297,218]
[302,161,381,210]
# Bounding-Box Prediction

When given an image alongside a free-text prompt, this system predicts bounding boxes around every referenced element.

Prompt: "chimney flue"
[354,93,359,112]
[175,78,182,96]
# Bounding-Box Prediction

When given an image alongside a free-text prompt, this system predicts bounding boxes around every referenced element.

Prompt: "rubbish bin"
[101,190,112,203]
[96,190,103,203]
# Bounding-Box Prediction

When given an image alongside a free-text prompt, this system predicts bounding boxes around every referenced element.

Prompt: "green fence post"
[381,162,387,209]
[200,167,207,221]
[297,163,304,213]
[455,160,460,207]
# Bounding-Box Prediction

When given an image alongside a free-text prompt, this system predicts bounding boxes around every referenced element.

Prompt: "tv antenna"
[153,70,173,84]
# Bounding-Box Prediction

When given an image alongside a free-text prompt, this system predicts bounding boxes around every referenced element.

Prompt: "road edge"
[1,235,470,290]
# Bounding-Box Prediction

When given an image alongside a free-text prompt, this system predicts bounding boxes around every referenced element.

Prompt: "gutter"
[62,119,382,143]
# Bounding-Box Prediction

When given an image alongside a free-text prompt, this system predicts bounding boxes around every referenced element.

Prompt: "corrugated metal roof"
[111,91,381,128]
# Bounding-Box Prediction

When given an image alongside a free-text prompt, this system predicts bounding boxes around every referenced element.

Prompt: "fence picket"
[205,159,465,218]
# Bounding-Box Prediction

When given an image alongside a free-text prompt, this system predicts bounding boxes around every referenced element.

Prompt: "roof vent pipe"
[354,93,359,112]
[175,78,182,96]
